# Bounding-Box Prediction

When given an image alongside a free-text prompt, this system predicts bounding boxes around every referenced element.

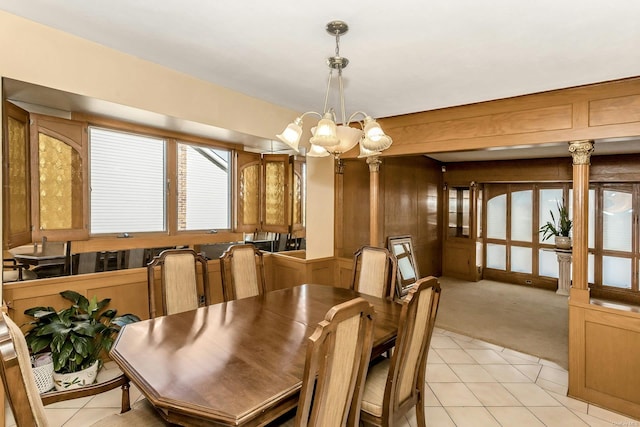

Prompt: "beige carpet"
[435,276,568,369]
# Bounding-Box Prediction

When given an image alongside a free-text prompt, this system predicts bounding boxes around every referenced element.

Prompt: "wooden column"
[334,158,345,258]
[569,140,594,304]
[367,156,382,247]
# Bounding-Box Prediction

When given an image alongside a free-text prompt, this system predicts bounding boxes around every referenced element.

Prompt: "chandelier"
[277,20,392,159]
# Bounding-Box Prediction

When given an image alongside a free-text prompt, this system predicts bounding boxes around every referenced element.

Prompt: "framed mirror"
[387,235,420,298]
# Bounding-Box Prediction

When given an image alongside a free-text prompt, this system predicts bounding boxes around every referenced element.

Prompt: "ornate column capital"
[366,155,382,172]
[568,140,594,165]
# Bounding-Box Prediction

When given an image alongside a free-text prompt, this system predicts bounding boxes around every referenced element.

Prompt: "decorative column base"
[556,250,572,296]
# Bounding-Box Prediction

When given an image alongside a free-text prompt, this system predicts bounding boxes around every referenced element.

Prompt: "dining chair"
[359,276,441,427]
[31,239,71,278]
[351,245,398,301]
[219,243,266,301]
[294,297,376,427]
[0,312,169,426]
[124,248,146,269]
[75,252,99,274]
[146,248,210,318]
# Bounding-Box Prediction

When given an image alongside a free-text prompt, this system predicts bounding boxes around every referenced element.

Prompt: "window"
[176,143,230,231]
[484,185,563,280]
[89,127,166,234]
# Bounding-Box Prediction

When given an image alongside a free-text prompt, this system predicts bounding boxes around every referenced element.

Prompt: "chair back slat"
[220,244,266,301]
[147,248,210,318]
[163,252,200,315]
[351,246,397,300]
[387,276,441,418]
[296,297,375,427]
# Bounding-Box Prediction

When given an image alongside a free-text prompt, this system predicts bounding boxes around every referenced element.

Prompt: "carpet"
[434,276,568,369]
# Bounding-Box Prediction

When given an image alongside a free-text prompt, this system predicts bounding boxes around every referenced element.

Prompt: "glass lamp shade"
[306,143,330,157]
[361,116,392,151]
[276,117,303,152]
[357,143,382,158]
[325,125,363,155]
[309,112,339,147]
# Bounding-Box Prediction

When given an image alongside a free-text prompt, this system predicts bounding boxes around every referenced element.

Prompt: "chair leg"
[120,382,131,413]
[415,392,426,427]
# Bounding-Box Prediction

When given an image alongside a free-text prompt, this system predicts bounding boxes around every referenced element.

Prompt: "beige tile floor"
[6,328,639,427]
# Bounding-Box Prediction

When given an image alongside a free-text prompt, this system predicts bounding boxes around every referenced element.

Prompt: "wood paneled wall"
[570,301,640,420]
[444,153,640,185]
[338,155,442,279]
[340,77,640,158]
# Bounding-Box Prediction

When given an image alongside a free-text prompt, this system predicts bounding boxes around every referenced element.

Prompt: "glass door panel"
[602,189,632,252]
[487,194,506,239]
[511,190,532,242]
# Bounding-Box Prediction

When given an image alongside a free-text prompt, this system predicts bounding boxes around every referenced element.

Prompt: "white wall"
[305,156,335,259]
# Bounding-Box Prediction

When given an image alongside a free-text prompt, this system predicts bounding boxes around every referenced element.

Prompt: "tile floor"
[6,328,639,427]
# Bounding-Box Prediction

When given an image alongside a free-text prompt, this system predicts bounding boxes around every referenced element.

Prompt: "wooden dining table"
[110,284,401,427]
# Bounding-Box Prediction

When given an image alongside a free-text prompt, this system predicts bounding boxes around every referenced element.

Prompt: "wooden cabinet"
[2,106,88,249]
[2,102,32,249]
[236,152,304,235]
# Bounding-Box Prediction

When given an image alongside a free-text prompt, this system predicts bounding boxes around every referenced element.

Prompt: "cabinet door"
[291,157,305,236]
[30,114,88,241]
[236,151,261,233]
[262,154,291,233]
[2,102,32,249]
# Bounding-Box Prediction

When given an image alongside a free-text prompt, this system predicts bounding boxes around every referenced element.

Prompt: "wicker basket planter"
[31,353,54,393]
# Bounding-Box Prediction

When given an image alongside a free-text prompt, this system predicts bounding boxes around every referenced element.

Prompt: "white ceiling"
[2,1,640,160]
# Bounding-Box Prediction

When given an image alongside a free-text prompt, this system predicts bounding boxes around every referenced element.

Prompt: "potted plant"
[539,199,573,249]
[23,290,140,391]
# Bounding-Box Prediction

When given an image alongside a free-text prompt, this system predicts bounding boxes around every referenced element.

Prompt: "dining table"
[110,284,401,427]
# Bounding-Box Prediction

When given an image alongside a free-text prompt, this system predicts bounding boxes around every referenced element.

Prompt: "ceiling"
[2,1,640,161]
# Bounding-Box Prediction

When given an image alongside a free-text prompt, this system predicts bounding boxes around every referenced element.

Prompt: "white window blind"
[177,143,230,231]
[89,127,166,234]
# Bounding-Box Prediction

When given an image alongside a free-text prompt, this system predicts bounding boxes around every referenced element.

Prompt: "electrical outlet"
[525,279,532,285]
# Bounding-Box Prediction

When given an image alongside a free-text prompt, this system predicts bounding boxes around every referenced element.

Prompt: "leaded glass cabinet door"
[262,154,291,234]
[2,102,32,249]
[30,114,88,241]
[236,151,261,233]
[290,157,305,235]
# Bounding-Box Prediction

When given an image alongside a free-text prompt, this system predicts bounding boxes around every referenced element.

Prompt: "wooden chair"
[124,248,146,269]
[146,248,210,318]
[219,244,266,301]
[294,297,375,427]
[0,312,169,426]
[359,276,441,427]
[75,252,99,274]
[351,245,398,300]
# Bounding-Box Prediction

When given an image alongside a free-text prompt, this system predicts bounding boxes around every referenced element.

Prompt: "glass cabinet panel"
[238,159,260,231]
[3,102,32,248]
[264,161,285,226]
[38,133,83,230]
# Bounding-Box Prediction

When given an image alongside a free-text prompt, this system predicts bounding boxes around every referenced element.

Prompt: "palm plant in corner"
[539,199,573,249]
